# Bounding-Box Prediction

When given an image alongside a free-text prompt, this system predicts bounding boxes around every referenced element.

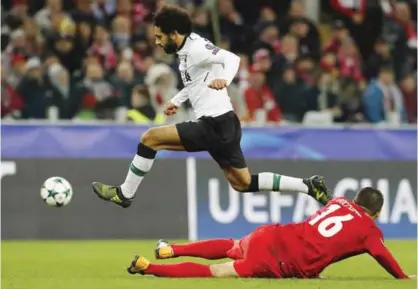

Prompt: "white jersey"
[170,33,241,119]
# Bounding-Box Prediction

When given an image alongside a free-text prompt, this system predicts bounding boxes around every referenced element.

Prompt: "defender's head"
[153,5,192,54]
[353,187,384,220]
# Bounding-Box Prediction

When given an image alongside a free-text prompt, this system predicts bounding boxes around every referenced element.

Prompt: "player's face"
[154,26,178,54]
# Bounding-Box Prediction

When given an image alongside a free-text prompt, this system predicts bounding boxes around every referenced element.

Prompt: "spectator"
[399,74,417,123]
[280,0,321,57]
[337,37,364,86]
[364,36,393,81]
[145,62,179,109]
[381,2,409,80]
[34,0,68,34]
[51,28,85,75]
[47,62,70,117]
[110,61,137,107]
[6,53,26,88]
[8,0,30,23]
[267,34,299,90]
[320,52,338,75]
[305,71,341,120]
[244,64,280,124]
[217,0,247,53]
[1,65,24,118]
[127,84,166,124]
[290,17,321,59]
[92,0,116,24]
[117,0,155,34]
[74,21,93,55]
[191,7,213,42]
[22,18,44,56]
[330,0,366,26]
[16,57,53,119]
[70,61,119,119]
[2,29,29,72]
[295,55,316,85]
[259,6,278,23]
[252,21,280,57]
[337,78,365,123]
[362,66,406,124]
[383,1,417,49]
[323,20,349,55]
[111,15,131,51]
[329,0,381,59]
[131,33,152,58]
[71,0,96,25]
[88,24,117,71]
[273,65,307,122]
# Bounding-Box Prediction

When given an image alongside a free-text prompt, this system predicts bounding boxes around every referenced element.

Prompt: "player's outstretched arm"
[365,235,409,279]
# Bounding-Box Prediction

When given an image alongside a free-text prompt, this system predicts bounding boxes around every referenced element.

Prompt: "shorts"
[227,225,286,278]
[176,111,247,168]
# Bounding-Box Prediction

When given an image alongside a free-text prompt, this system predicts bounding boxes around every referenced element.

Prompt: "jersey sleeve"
[364,228,408,279]
[190,41,240,86]
[170,86,189,107]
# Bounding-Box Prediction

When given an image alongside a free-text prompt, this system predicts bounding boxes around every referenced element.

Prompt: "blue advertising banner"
[188,160,417,240]
[1,124,416,160]
[2,125,416,240]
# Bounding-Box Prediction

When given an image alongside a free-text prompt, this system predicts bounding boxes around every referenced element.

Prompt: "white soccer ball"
[40,177,73,207]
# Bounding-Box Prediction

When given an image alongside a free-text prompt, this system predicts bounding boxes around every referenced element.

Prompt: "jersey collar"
[176,33,191,54]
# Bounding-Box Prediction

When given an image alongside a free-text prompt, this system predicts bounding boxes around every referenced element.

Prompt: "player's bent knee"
[230,179,251,193]
[140,128,160,149]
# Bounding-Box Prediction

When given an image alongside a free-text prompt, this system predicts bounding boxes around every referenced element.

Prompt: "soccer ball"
[40,177,73,207]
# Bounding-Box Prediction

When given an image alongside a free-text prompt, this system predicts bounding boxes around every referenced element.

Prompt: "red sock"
[172,239,234,260]
[144,262,213,277]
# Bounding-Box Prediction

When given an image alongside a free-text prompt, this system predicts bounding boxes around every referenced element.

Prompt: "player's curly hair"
[153,5,192,35]
[354,187,384,216]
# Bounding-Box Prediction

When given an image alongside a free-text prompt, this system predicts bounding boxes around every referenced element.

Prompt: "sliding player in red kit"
[127,187,412,279]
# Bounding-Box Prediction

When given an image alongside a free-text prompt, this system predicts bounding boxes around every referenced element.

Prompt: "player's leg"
[208,112,332,205]
[92,121,207,207]
[155,239,235,260]
[232,224,284,278]
[127,255,240,278]
[217,147,332,205]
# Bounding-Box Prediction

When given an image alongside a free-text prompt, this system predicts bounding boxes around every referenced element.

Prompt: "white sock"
[120,155,154,198]
[258,173,308,193]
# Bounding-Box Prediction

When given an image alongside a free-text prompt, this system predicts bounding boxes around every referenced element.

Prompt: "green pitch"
[2,240,417,288]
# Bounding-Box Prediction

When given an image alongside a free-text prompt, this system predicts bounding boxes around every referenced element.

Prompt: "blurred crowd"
[1,0,417,125]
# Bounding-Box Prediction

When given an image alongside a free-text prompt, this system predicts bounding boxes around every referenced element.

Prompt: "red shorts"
[226,225,285,278]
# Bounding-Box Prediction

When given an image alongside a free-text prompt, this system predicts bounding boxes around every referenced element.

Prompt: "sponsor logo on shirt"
[212,47,220,55]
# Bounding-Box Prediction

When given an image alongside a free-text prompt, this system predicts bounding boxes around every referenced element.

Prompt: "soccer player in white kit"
[92,5,332,208]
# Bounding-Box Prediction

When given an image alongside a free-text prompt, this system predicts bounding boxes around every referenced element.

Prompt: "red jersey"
[275,198,408,279]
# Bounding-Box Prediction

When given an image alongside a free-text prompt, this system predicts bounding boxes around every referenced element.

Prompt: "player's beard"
[163,38,178,54]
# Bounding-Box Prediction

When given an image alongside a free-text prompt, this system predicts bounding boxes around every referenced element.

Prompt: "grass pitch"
[2,240,417,288]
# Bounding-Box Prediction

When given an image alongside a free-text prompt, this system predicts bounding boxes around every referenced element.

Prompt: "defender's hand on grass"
[164,102,178,116]
[208,79,227,90]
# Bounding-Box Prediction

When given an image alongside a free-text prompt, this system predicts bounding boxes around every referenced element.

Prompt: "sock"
[120,143,156,199]
[144,262,213,277]
[172,239,234,260]
[253,173,308,193]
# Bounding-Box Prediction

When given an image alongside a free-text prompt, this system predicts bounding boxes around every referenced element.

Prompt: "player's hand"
[164,102,178,116]
[408,275,417,279]
[208,79,227,90]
